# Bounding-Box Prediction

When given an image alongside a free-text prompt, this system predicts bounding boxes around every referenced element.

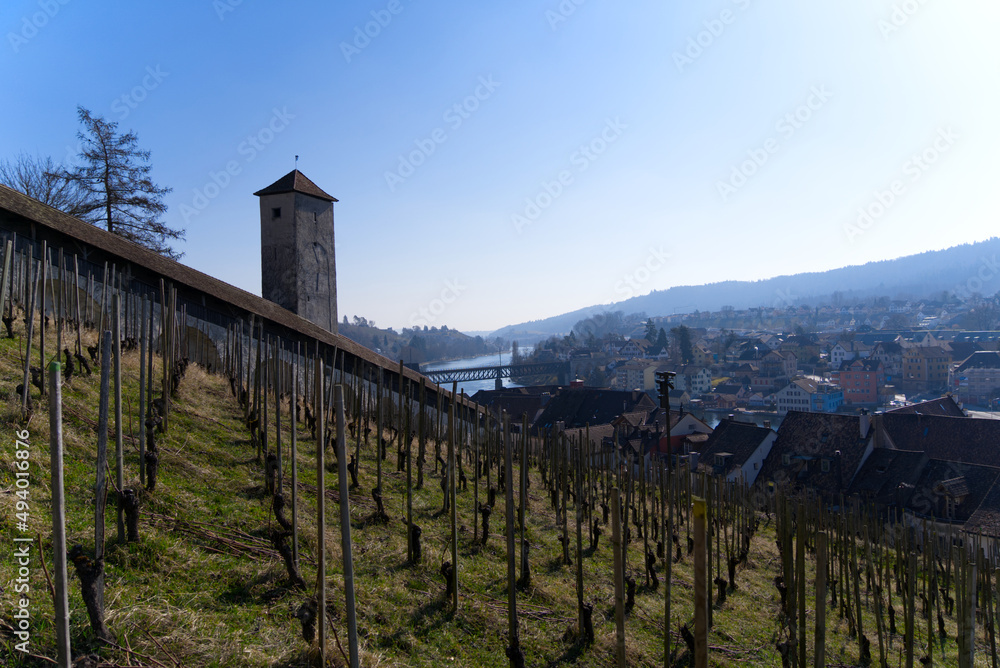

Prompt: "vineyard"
[0,233,997,667]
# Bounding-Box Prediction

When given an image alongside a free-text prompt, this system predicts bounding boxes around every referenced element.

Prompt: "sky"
[3,0,999,334]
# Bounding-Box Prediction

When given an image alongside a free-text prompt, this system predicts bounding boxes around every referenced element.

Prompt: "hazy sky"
[4,0,998,333]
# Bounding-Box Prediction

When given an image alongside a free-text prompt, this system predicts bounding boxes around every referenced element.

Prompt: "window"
[271,207,281,219]
[821,459,830,472]
[782,453,791,466]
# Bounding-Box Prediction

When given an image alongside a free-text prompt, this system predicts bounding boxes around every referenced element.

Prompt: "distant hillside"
[339,315,496,364]
[492,238,1000,340]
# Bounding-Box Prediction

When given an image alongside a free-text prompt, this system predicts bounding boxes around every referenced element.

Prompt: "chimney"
[859,408,870,438]
[763,420,771,429]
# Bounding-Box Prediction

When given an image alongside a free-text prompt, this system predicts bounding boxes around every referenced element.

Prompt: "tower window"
[272,207,281,219]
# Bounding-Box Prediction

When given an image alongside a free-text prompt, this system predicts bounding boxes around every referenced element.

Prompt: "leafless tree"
[59,106,183,259]
[0,152,89,216]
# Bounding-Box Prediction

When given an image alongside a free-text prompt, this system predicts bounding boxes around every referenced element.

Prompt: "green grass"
[0,314,995,666]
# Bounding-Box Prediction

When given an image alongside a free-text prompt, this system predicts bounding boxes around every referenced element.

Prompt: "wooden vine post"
[449,390,459,612]
[693,496,708,668]
[334,385,360,668]
[113,295,125,543]
[49,361,72,667]
[504,412,524,667]
[314,356,327,667]
[612,487,626,668]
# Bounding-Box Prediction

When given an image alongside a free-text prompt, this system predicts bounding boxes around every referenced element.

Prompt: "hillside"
[492,237,1000,340]
[0,316,987,667]
[337,316,497,364]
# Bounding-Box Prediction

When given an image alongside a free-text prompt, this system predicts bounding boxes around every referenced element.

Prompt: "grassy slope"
[0,316,992,666]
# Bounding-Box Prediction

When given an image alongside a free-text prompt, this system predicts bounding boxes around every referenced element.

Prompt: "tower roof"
[254,170,338,202]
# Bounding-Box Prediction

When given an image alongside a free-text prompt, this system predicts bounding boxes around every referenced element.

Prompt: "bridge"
[423,361,570,390]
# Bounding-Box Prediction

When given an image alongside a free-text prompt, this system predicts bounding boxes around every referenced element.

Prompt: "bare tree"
[0,153,89,216]
[60,106,183,259]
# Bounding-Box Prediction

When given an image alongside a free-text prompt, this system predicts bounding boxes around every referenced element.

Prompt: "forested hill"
[492,237,1000,341]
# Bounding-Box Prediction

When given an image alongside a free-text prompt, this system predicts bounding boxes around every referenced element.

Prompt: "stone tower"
[255,170,338,333]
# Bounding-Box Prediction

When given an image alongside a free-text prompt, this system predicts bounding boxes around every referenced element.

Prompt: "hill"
[492,237,1000,340]
[337,315,498,364]
[0,312,985,667]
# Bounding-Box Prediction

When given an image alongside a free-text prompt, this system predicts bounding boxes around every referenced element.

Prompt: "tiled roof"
[758,411,872,496]
[879,414,1000,466]
[253,169,338,202]
[906,459,1000,524]
[886,395,966,417]
[955,351,1000,372]
[531,389,656,432]
[848,448,926,505]
[698,419,773,471]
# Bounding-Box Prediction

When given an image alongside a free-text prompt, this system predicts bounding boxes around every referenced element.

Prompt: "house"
[646,408,714,456]
[530,388,657,434]
[901,346,951,395]
[879,413,1000,468]
[869,341,903,382]
[830,341,872,369]
[691,343,713,367]
[837,358,885,405]
[758,411,875,498]
[614,359,657,392]
[695,418,777,485]
[886,395,966,417]
[951,351,1000,406]
[775,378,843,414]
[849,449,1000,530]
[657,364,712,396]
[760,350,797,378]
[619,338,652,359]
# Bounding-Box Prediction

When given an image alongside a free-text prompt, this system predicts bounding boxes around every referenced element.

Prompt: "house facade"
[902,346,951,395]
[838,358,886,405]
[951,351,1000,406]
[775,378,843,414]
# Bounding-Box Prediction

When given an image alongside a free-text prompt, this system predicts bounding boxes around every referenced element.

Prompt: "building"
[696,418,777,485]
[830,341,872,369]
[615,359,657,391]
[869,341,903,383]
[775,378,843,414]
[256,170,339,333]
[901,346,951,395]
[837,358,885,405]
[952,351,1000,406]
[758,411,875,497]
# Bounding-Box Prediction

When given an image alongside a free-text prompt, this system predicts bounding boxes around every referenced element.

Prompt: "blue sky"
[3,0,998,333]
